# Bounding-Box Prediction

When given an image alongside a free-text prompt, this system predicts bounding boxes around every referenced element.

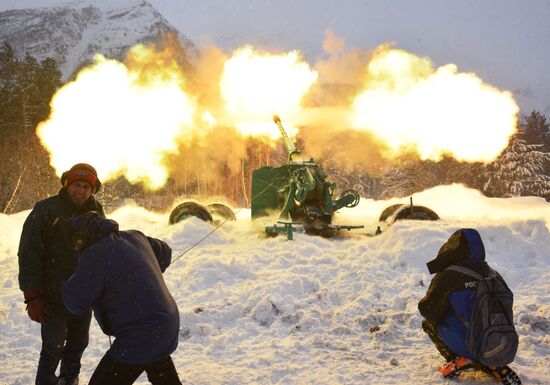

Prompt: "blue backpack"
[446,265,519,367]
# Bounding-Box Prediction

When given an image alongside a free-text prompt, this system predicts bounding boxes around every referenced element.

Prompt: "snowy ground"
[1,184,549,385]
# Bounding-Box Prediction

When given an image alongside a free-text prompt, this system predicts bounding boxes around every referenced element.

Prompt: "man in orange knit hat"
[18,163,105,385]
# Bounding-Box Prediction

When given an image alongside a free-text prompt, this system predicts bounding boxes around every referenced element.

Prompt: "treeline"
[1,42,549,214]
[370,110,550,201]
[0,42,62,213]
[333,110,550,201]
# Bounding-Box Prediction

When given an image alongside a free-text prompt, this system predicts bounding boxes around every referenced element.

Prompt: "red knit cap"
[63,163,98,189]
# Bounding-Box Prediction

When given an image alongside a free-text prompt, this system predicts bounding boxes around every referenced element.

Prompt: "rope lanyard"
[169,173,286,265]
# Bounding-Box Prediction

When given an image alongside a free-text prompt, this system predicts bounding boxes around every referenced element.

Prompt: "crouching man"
[418,228,521,385]
[62,212,182,385]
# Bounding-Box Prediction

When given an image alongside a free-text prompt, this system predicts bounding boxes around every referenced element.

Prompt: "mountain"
[0,0,195,80]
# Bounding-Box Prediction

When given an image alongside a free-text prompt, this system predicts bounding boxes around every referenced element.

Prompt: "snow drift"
[0,184,549,384]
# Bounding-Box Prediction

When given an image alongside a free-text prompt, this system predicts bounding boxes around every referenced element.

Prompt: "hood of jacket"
[69,211,118,250]
[426,228,485,274]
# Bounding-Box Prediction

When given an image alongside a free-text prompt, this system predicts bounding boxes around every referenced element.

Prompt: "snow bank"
[1,184,549,384]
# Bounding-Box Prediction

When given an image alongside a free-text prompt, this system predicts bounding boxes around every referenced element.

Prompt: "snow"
[1,184,549,384]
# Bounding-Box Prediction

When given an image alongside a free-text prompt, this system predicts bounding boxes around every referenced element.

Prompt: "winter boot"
[489,365,522,385]
[439,357,473,378]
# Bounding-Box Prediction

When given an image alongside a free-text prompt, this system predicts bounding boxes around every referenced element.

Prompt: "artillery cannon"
[168,115,439,237]
[251,115,362,236]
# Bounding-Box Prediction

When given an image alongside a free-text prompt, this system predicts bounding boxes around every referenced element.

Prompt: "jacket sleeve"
[418,272,451,324]
[18,205,48,291]
[147,236,172,273]
[62,250,105,315]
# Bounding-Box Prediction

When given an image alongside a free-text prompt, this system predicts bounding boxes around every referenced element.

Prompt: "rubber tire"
[394,205,439,221]
[207,203,236,222]
[169,201,213,224]
[379,204,404,222]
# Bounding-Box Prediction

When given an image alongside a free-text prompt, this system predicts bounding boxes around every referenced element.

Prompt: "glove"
[24,289,47,323]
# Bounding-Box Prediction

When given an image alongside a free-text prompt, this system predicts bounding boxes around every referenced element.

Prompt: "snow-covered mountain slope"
[1,184,549,384]
[0,0,194,80]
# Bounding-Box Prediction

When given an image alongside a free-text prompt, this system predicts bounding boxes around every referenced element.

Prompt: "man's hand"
[24,289,46,323]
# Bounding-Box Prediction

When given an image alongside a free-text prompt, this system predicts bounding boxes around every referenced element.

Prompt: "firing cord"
[169,210,241,266]
[104,181,279,347]
[168,175,286,266]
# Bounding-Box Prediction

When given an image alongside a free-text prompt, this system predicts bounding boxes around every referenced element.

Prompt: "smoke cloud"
[36,31,518,192]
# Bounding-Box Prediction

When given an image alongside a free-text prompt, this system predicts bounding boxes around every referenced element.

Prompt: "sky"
[151,0,550,113]
[1,184,550,384]
[0,0,549,113]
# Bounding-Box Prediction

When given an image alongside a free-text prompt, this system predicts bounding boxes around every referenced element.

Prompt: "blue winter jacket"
[62,215,179,364]
[418,228,500,359]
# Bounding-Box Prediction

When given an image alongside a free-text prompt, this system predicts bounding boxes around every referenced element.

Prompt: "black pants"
[88,353,182,385]
[36,310,92,385]
[422,319,456,361]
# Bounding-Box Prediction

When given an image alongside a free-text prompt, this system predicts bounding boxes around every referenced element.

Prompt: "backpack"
[446,265,519,367]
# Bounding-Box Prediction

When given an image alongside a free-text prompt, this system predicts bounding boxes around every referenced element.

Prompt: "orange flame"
[37,44,198,190]
[36,35,521,192]
[350,45,519,162]
[220,46,318,139]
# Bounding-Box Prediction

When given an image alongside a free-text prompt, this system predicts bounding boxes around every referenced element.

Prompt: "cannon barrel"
[273,115,300,161]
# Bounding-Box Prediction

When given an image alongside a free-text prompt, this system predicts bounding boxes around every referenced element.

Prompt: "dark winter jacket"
[62,215,179,364]
[418,228,509,359]
[18,188,105,313]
